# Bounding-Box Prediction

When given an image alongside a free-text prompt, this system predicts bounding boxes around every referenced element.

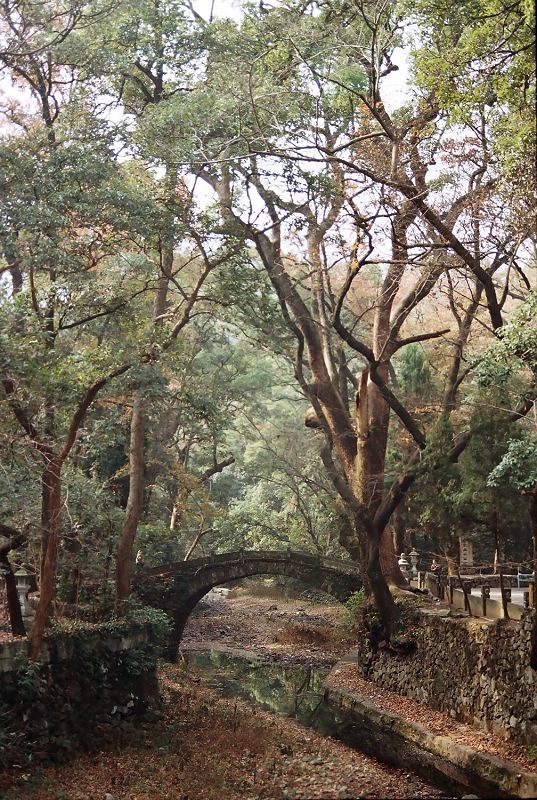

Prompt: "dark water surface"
[185,650,343,733]
[184,650,453,796]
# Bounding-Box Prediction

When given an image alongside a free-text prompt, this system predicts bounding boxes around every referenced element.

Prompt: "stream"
[185,649,453,797]
[186,650,342,734]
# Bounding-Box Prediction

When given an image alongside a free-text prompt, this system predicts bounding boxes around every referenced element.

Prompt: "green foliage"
[344,588,366,617]
[340,588,366,631]
[396,344,435,399]
[122,603,173,646]
[488,436,537,494]
[403,0,536,204]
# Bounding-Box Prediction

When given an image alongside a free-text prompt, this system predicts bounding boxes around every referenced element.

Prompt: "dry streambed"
[1,661,446,800]
[0,590,454,799]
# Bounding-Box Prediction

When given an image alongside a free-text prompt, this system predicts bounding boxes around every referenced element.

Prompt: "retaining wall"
[358,608,537,745]
[0,623,159,769]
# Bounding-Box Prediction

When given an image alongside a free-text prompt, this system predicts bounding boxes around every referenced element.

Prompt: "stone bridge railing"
[135,549,362,658]
[144,549,361,578]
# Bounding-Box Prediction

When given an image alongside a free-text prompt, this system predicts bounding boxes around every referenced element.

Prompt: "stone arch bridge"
[134,549,362,658]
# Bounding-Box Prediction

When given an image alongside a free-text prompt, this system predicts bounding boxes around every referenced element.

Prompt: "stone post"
[398,553,410,580]
[14,568,33,629]
[409,548,419,578]
[481,585,490,617]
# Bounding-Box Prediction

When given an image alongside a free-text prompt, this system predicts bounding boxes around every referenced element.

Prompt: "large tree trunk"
[355,366,407,588]
[115,396,146,604]
[367,533,398,638]
[528,488,537,670]
[379,525,405,587]
[30,456,62,658]
[0,553,25,636]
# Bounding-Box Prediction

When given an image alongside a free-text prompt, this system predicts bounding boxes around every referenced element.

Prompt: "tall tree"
[175,0,534,635]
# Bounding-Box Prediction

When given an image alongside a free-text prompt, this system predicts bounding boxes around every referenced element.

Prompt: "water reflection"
[184,650,344,735]
[184,650,453,797]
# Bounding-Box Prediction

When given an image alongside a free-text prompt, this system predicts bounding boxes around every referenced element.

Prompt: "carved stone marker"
[459,538,474,571]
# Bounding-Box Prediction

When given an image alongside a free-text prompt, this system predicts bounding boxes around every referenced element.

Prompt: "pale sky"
[190,0,410,112]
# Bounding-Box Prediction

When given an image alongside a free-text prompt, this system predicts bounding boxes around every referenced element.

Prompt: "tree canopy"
[0,0,535,650]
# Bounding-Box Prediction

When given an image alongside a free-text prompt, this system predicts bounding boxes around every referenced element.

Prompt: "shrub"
[339,588,366,633]
[274,621,331,646]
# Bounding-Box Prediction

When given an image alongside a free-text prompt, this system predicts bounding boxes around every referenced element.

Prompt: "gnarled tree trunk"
[115,395,146,604]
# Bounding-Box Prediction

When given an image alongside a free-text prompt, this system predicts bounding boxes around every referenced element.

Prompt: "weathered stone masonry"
[358,608,537,745]
[0,624,158,769]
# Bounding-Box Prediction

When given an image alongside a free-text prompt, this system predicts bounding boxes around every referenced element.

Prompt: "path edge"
[323,652,537,799]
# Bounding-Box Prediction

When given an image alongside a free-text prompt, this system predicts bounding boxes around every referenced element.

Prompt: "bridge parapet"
[145,549,361,578]
[136,549,362,659]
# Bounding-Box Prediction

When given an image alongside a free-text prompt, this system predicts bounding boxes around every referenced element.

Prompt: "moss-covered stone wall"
[0,623,159,769]
[358,608,537,745]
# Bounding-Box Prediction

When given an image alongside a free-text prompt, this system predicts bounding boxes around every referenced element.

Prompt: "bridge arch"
[134,550,362,659]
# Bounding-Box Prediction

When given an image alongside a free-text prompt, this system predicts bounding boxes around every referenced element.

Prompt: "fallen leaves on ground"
[326,664,537,773]
[0,662,447,800]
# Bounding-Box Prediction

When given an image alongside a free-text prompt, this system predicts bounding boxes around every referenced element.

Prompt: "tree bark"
[30,456,62,658]
[367,533,397,637]
[115,396,146,604]
[0,526,27,636]
[355,367,407,588]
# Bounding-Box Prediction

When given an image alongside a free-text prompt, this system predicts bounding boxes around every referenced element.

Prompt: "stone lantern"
[398,552,410,579]
[14,567,33,620]
[409,548,419,578]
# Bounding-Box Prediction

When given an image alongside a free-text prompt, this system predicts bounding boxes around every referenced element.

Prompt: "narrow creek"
[186,650,339,733]
[185,649,454,797]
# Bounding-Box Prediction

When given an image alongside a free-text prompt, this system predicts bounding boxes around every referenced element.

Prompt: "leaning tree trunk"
[30,456,62,658]
[115,396,145,604]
